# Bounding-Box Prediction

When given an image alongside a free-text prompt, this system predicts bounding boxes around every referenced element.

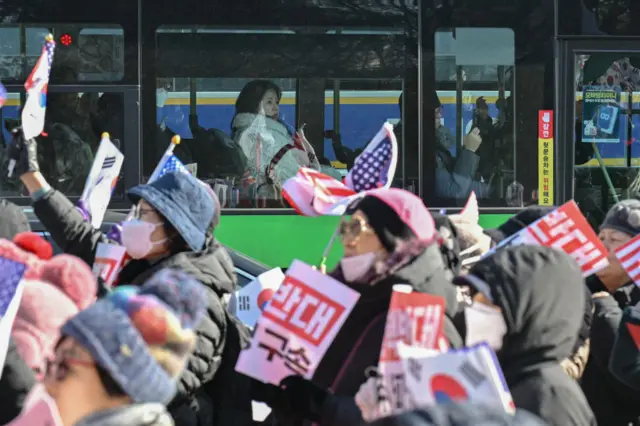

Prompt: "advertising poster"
[582,86,621,143]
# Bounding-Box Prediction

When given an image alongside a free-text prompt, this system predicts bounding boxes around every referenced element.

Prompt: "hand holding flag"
[282,122,398,216]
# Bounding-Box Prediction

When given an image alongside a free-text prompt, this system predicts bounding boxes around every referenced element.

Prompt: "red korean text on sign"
[526,200,608,275]
[538,110,553,139]
[263,275,345,346]
[379,292,446,363]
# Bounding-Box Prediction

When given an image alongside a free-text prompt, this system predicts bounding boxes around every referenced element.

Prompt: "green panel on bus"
[216,213,512,268]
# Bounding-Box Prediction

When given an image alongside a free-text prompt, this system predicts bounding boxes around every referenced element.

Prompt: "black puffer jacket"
[368,403,548,426]
[32,189,237,426]
[581,275,640,426]
[0,339,36,424]
[463,246,595,426]
[267,241,462,426]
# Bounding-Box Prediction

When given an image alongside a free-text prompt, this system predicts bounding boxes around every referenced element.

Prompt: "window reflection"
[154,24,417,208]
[434,28,516,207]
[0,92,125,197]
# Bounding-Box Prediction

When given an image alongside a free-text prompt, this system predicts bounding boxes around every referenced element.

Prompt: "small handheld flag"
[22,34,55,140]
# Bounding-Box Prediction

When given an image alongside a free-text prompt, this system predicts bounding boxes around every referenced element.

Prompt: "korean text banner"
[485,200,608,277]
[92,243,128,288]
[373,285,446,419]
[538,110,554,206]
[235,260,360,385]
[399,342,514,413]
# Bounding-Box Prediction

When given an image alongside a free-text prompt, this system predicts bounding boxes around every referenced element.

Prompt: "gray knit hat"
[601,199,640,237]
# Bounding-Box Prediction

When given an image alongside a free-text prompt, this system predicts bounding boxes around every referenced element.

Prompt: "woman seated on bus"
[231,80,322,200]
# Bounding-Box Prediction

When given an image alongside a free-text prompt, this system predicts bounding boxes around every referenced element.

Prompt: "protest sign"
[230,267,285,328]
[0,257,27,379]
[399,342,514,414]
[615,234,640,287]
[582,86,621,143]
[485,200,608,276]
[92,243,128,288]
[235,260,359,385]
[79,134,124,228]
[373,285,446,418]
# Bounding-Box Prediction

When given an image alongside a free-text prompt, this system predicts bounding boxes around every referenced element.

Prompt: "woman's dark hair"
[163,221,189,253]
[96,363,127,397]
[231,80,282,132]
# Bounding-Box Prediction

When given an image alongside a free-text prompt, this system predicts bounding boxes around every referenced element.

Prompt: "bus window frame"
[0,84,140,208]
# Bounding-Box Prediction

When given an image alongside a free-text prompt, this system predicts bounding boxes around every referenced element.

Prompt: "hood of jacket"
[120,237,237,297]
[465,246,585,378]
[74,404,173,426]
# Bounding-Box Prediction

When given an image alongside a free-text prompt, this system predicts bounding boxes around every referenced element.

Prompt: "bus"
[0,0,635,268]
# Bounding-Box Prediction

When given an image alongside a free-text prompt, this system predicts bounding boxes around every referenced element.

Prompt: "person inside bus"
[7,127,238,426]
[231,79,325,204]
[256,188,463,426]
[433,93,490,202]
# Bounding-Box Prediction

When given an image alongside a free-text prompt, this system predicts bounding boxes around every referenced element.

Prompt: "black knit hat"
[0,199,30,240]
[351,195,416,252]
[600,199,640,237]
[484,205,556,243]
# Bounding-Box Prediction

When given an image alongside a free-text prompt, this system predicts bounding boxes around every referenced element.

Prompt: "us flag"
[282,122,398,216]
[151,154,190,183]
[346,124,396,192]
[0,257,26,316]
[615,234,640,285]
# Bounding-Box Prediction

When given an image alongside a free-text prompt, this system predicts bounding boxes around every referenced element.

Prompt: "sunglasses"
[338,216,372,241]
[45,355,93,382]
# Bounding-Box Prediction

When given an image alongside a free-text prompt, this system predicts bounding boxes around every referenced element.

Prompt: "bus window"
[324,79,406,187]
[154,24,416,209]
[434,28,516,208]
[0,26,50,80]
[0,91,126,197]
[0,24,125,83]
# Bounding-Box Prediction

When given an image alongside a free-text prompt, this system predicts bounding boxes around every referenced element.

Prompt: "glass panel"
[573,52,639,229]
[0,24,125,82]
[0,91,126,197]
[434,28,516,207]
[323,79,405,187]
[154,23,417,208]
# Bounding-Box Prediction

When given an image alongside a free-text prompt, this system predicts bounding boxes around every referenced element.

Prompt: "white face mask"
[464,302,507,351]
[340,252,377,283]
[156,88,168,108]
[121,219,167,259]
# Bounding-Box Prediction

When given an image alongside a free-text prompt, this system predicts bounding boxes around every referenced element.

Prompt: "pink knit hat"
[0,236,97,377]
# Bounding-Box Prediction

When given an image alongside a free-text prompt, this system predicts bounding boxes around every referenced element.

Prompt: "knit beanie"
[484,205,556,243]
[0,199,30,240]
[600,199,640,237]
[350,195,416,253]
[61,268,207,404]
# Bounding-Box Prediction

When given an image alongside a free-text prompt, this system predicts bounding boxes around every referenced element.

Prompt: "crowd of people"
[1,120,640,426]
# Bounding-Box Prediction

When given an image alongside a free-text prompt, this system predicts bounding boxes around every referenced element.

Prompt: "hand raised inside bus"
[463,127,482,153]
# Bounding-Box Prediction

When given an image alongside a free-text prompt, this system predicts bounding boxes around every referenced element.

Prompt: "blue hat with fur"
[127,172,214,251]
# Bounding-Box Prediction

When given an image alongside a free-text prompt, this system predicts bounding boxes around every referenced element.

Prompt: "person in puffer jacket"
[16,269,206,426]
[254,188,463,426]
[453,246,595,426]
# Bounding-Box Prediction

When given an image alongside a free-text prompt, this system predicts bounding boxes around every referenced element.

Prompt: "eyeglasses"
[338,216,372,242]
[45,355,94,382]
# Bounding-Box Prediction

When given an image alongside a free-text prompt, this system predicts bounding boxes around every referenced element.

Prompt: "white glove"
[355,375,392,422]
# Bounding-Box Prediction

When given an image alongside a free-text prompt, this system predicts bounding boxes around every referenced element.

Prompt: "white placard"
[235,260,359,385]
[92,243,128,288]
